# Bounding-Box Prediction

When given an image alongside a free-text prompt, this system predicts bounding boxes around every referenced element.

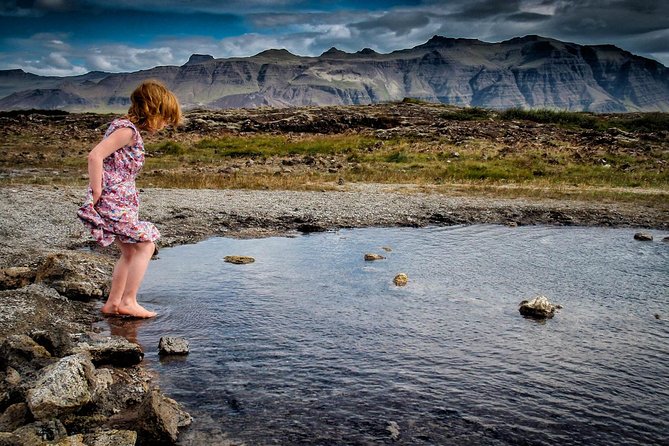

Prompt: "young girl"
[78,80,181,318]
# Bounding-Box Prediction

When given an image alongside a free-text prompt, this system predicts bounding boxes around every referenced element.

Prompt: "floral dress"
[77,118,160,247]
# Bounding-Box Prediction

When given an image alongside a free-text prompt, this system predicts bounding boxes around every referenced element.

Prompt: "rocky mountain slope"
[1,35,668,112]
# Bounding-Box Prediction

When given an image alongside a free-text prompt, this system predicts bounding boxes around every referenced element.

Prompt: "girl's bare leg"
[116,241,157,318]
[101,241,133,314]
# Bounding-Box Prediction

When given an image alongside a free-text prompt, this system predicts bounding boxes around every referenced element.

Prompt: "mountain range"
[1,35,668,113]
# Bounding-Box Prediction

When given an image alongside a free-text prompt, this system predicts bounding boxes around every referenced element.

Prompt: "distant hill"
[1,35,668,112]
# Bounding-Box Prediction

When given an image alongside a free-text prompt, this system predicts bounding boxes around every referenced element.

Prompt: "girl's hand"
[92,188,102,205]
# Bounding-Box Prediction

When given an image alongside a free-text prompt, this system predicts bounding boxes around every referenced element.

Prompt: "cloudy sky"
[1,0,667,76]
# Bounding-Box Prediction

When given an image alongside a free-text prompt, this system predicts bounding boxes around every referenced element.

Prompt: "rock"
[55,434,87,445]
[387,420,400,441]
[29,328,73,358]
[633,232,653,241]
[393,273,408,286]
[158,337,189,356]
[519,295,560,319]
[224,256,255,264]
[70,334,144,367]
[662,236,669,243]
[137,390,192,445]
[9,419,67,445]
[0,335,53,376]
[27,353,95,420]
[364,253,385,261]
[34,251,113,300]
[381,246,393,252]
[0,402,30,432]
[83,430,137,446]
[0,267,35,290]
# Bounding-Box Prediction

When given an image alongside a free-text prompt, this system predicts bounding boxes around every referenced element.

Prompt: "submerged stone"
[393,273,408,286]
[364,253,385,261]
[138,390,192,444]
[224,255,255,264]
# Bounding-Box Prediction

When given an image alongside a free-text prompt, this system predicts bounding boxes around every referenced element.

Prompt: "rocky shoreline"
[1,184,668,445]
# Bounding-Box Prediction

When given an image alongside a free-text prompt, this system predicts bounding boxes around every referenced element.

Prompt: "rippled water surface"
[101,226,669,445]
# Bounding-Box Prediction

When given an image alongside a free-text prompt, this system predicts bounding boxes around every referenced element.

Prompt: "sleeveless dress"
[77,118,160,247]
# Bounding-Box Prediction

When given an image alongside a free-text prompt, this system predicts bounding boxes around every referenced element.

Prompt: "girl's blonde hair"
[126,80,182,132]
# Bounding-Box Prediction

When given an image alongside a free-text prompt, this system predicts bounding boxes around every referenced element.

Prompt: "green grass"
[192,134,376,158]
[441,107,492,121]
[500,108,602,130]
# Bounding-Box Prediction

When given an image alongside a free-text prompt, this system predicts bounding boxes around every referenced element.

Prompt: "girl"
[78,80,181,318]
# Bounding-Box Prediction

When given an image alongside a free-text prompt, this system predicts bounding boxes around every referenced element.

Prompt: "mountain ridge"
[1,35,667,112]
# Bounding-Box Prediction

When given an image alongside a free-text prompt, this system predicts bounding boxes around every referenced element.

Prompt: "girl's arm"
[87,128,134,204]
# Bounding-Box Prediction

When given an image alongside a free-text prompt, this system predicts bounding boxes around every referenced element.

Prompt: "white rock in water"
[519,295,559,319]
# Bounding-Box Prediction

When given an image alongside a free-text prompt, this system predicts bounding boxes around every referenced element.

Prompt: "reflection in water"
[103,225,669,446]
[103,316,150,345]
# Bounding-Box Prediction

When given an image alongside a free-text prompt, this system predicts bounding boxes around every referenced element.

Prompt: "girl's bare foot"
[117,303,157,318]
[101,303,119,315]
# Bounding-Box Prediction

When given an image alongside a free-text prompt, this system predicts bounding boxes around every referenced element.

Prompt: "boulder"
[70,334,143,367]
[364,253,385,261]
[83,430,137,446]
[137,390,192,445]
[519,295,560,319]
[9,419,68,445]
[0,267,35,290]
[0,402,30,432]
[224,256,255,265]
[34,251,113,300]
[0,335,53,376]
[27,353,95,420]
[1,367,24,414]
[158,337,189,356]
[393,273,408,286]
[633,232,653,241]
[30,328,73,358]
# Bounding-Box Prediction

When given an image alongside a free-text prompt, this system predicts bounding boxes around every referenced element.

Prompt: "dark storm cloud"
[506,12,550,23]
[451,0,522,19]
[351,10,432,36]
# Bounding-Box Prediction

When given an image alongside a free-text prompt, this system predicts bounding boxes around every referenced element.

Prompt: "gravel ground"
[1,184,667,267]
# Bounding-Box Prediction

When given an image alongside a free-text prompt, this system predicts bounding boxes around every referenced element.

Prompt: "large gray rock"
[27,353,95,420]
[70,334,143,367]
[137,390,192,445]
[0,335,53,376]
[158,337,189,356]
[34,251,113,301]
[519,295,560,319]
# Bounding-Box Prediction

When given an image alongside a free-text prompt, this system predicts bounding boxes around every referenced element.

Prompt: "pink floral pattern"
[77,118,160,247]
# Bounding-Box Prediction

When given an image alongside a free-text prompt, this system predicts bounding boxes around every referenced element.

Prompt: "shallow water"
[100,225,669,445]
